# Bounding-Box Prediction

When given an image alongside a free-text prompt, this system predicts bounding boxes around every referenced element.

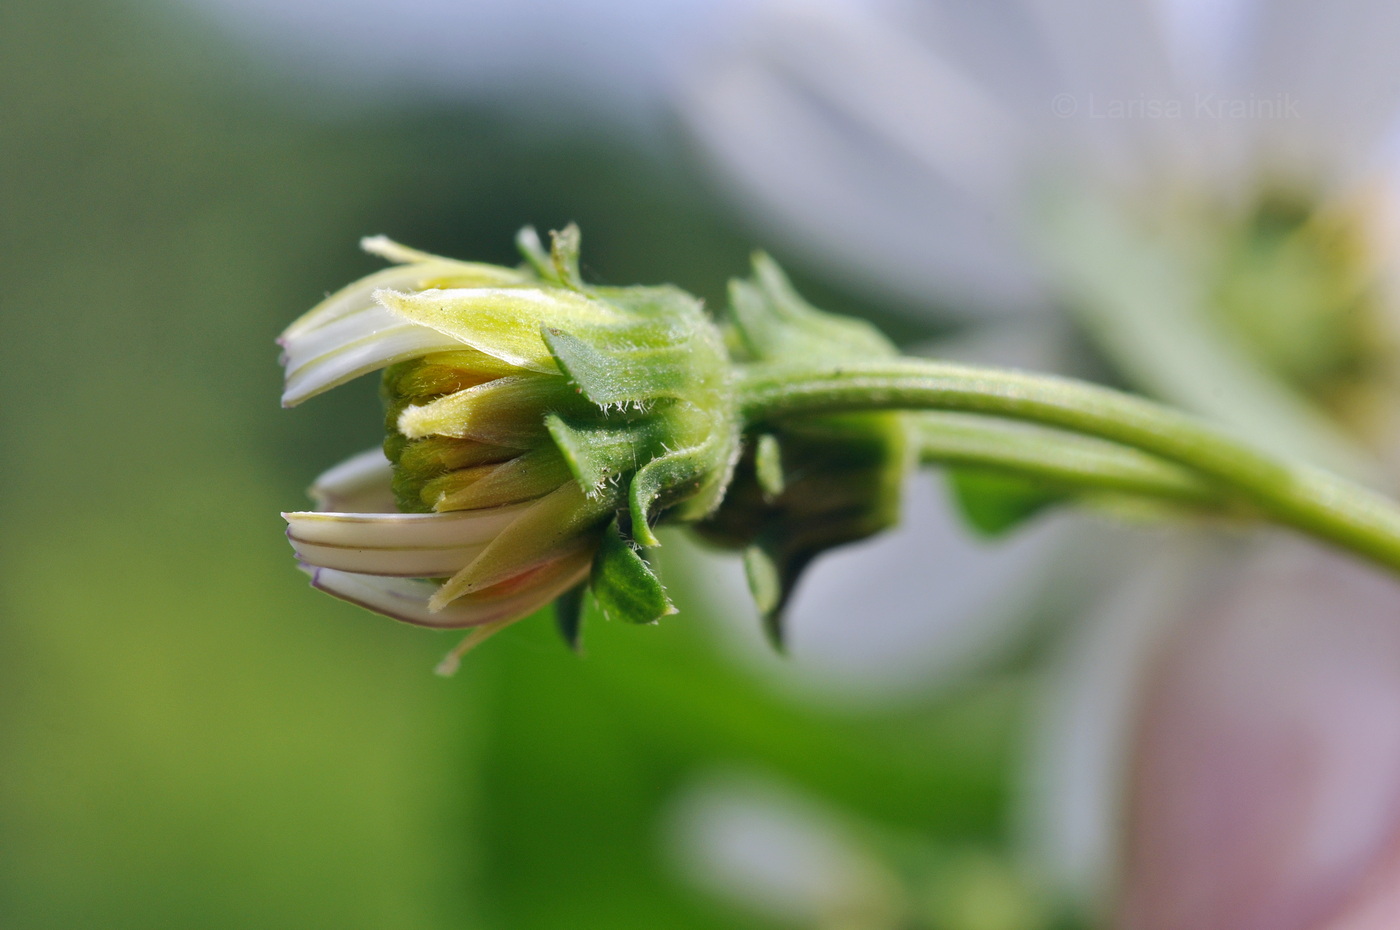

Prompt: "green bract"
[694,255,912,647]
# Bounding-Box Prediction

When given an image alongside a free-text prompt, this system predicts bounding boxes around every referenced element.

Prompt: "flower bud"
[694,254,912,646]
[278,228,741,656]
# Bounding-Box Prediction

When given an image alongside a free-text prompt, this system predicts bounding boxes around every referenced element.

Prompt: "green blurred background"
[0,1,1041,926]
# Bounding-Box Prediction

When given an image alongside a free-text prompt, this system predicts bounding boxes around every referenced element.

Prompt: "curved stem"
[913,412,1228,509]
[737,359,1400,575]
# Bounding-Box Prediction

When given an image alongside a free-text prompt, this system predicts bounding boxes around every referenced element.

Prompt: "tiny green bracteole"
[277,227,1400,672]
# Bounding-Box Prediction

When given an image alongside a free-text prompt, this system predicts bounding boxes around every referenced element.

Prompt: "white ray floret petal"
[280,307,467,406]
[284,504,537,578]
[288,537,490,577]
[302,547,592,630]
[281,262,477,341]
[308,448,397,513]
[284,503,534,549]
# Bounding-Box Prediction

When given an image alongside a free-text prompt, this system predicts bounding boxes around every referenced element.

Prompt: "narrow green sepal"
[590,520,676,624]
[549,224,584,290]
[554,584,588,653]
[947,468,1062,537]
[741,543,788,653]
[754,433,785,500]
[516,226,553,281]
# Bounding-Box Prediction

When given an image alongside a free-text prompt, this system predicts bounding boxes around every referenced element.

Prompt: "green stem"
[737,359,1400,575]
[913,412,1228,509]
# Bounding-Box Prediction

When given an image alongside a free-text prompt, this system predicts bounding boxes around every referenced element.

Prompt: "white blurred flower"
[681,0,1400,921]
[1113,535,1400,930]
[683,0,1400,470]
[175,0,741,122]
[667,771,1057,930]
[666,772,904,928]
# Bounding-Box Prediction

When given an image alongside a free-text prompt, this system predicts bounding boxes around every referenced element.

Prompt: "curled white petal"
[282,262,475,341]
[281,256,529,343]
[357,235,520,271]
[302,547,591,629]
[308,448,396,513]
[360,235,446,265]
[284,503,533,550]
[288,536,488,577]
[280,308,465,407]
[286,505,536,577]
[281,303,407,373]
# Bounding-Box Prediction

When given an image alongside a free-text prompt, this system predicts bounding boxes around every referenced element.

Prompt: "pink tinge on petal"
[1117,536,1400,930]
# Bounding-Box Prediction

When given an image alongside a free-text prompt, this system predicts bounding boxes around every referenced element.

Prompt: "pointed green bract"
[590,521,676,625]
[741,542,788,652]
[729,253,893,363]
[281,255,528,342]
[541,285,728,406]
[549,225,585,290]
[430,481,614,609]
[536,271,740,549]
[514,224,586,290]
[542,326,696,405]
[553,584,588,653]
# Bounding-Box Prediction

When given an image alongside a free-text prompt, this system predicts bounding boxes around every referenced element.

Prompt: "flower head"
[278,227,741,666]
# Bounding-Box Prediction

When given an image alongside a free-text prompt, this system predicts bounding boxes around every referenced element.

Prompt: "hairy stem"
[738,360,1400,574]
